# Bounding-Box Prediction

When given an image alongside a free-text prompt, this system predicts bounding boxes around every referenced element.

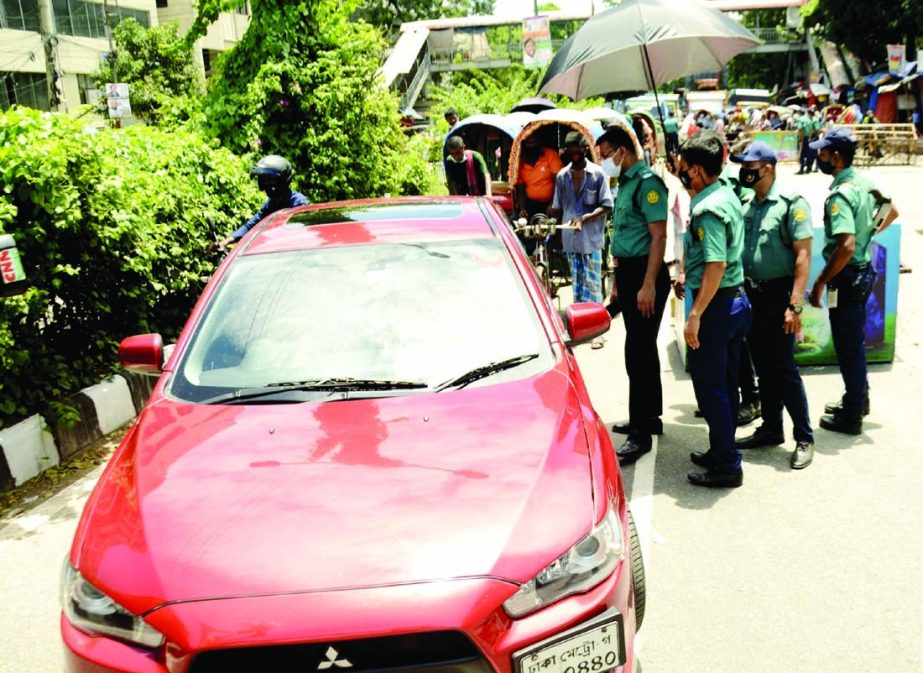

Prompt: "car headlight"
[503,507,623,618]
[60,561,165,649]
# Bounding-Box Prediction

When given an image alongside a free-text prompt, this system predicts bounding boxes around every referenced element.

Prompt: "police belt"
[744,276,794,293]
[692,284,744,300]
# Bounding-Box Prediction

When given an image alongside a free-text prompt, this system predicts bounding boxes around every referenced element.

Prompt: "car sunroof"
[286,203,465,227]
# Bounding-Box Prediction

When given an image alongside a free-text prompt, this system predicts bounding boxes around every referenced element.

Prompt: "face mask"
[602,157,621,178]
[816,158,834,175]
[679,168,693,190]
[738,167,762,188]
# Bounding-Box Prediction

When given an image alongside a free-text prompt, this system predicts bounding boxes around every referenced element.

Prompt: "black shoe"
[611,419,663,435]
[735,425,784,449]
[689,450,715,469]
[790,441,814,470]
[736,401,761,426]
[824,393,870,417]
[820,412,862,435]
[687,468,743,488]
[617,436,652,465]
[694,408,704,418]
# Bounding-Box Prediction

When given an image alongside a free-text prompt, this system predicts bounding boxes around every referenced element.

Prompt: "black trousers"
[615,256,671,435]
[828,264,876,415]
[746,277,814,443]
[738,338,759,405]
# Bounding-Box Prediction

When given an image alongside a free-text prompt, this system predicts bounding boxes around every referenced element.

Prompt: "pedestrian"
[444,107,459,129]
[549,131,613,348]
[597,126,670,462]
[731,141,815,469]
[808,128,900,434]
[444,136,492,198]
[662,110,680,161]
[514,136,563,255]
[215,155,309,251]
[672,130,751,488]
[797,108,819,174]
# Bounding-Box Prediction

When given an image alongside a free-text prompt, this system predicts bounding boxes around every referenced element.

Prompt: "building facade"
[0,0,249,113]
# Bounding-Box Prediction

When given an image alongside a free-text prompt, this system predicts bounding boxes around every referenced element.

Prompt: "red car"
[61,197,645,673]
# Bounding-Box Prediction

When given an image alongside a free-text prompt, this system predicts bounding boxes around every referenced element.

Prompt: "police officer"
[673,131,751,488]
[596,127,670,465]
[808,128,899,434]
[731,141,815,469]
[216,155,309,250]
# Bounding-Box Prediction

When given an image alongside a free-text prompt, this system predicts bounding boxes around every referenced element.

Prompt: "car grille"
[187,630,494,673]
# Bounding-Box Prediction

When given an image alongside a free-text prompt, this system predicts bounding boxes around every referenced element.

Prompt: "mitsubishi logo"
[318,646,353,670]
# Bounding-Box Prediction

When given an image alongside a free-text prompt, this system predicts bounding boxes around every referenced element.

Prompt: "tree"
[95,19,203,126]
[356,1,495,35]
[803,0,921,67]
[201,0,417,202]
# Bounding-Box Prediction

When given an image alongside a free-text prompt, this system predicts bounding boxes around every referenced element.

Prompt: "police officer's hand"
[808,282,824,308]
[783,308,801,335]
[684,312,701,350]
[637,282,655,318]
[672,273,686,299]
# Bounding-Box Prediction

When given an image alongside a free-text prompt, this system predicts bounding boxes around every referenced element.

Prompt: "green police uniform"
[742,184,813,281]
[611,162,668,258]
[823,167,876,265]
[662,117,679,134]
[685,181,745,290]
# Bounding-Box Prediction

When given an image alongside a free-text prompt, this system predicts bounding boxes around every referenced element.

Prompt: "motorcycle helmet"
[251,155,293,195]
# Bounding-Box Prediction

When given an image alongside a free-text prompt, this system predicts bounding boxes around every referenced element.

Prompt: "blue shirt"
[551,162,614,254]
[233,190,310,240]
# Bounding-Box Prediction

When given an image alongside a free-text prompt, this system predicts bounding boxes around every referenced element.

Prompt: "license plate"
[514,610,625,673]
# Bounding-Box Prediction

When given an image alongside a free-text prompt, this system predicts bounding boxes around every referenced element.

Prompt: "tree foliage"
[0,107,261,427]
[356,0,495,35]
[96,19,204,126]
[803,0,921,66]
[202,0,422,202]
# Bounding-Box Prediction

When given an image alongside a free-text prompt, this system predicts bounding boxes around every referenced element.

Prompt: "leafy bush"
[0,107,261,427]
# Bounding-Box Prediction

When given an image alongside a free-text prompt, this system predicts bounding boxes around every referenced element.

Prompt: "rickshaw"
[443,112,535,215]
[508,109,643,299]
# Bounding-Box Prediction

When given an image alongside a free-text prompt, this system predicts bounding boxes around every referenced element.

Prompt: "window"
[52,0,150,39]
[235,1,249,15]
[76,73,100,105]
[0,0,41,31]
[1,72,50,111]
[155,0,167,7]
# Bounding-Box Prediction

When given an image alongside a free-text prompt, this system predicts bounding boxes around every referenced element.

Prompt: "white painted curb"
[0,414,60,488]
[82,377,136,435]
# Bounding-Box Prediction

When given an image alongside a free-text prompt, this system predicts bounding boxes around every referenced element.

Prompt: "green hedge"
[0,107,262,427]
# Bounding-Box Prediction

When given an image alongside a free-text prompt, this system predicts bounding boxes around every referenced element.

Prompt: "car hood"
[72,366,597,615]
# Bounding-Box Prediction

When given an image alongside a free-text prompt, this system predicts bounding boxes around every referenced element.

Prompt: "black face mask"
[679,169,693,189]
[738,167,763,188]
[816,158,835,175]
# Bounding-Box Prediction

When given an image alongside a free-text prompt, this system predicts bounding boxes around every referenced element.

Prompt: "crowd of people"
[440,105,901,489]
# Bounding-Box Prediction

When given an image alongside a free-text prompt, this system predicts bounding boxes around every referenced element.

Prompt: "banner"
[886,44,905,74]
[750,130,800,162]
[106,82,132,119]
[522,16,552,68]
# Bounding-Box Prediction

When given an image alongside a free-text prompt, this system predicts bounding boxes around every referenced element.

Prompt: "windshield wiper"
[436,354,540,392]
[268,377,428,391]
[200,378,426,405]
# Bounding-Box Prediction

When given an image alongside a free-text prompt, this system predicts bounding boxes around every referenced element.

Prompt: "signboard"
[672,224,901,367]
[886,44,905,75]
[522,16,552,68]
[106,82,132,119]
[750,130,800,162]
[0,234,28,297]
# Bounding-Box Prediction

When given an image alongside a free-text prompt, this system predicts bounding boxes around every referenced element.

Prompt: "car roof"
[240,197,500,255]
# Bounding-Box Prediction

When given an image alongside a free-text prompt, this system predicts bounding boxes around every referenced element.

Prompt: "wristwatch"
[788,303,804,314]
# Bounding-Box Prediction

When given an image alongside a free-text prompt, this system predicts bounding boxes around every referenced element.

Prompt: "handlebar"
[514,214,580,238]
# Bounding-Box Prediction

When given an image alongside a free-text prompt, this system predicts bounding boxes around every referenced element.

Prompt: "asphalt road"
[1,162,921,673]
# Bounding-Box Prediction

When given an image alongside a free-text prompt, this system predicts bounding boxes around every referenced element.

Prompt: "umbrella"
[538,0,760,119]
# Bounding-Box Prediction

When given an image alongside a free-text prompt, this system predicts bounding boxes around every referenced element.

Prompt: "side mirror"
[564,302,611,346]
[119,334,164,375]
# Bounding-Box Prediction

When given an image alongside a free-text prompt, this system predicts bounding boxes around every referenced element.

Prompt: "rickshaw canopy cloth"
[538,0,760,99]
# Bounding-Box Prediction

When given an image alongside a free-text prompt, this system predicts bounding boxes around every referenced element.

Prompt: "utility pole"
[103,0,118,85]
[37,0,65,112]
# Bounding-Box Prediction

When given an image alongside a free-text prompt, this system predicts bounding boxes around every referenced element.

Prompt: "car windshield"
[169,239,551,403]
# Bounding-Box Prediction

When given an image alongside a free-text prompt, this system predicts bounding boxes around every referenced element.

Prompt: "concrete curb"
[0,372,156,493]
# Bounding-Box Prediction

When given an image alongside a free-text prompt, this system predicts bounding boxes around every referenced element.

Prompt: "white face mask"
[601,149,624,178]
